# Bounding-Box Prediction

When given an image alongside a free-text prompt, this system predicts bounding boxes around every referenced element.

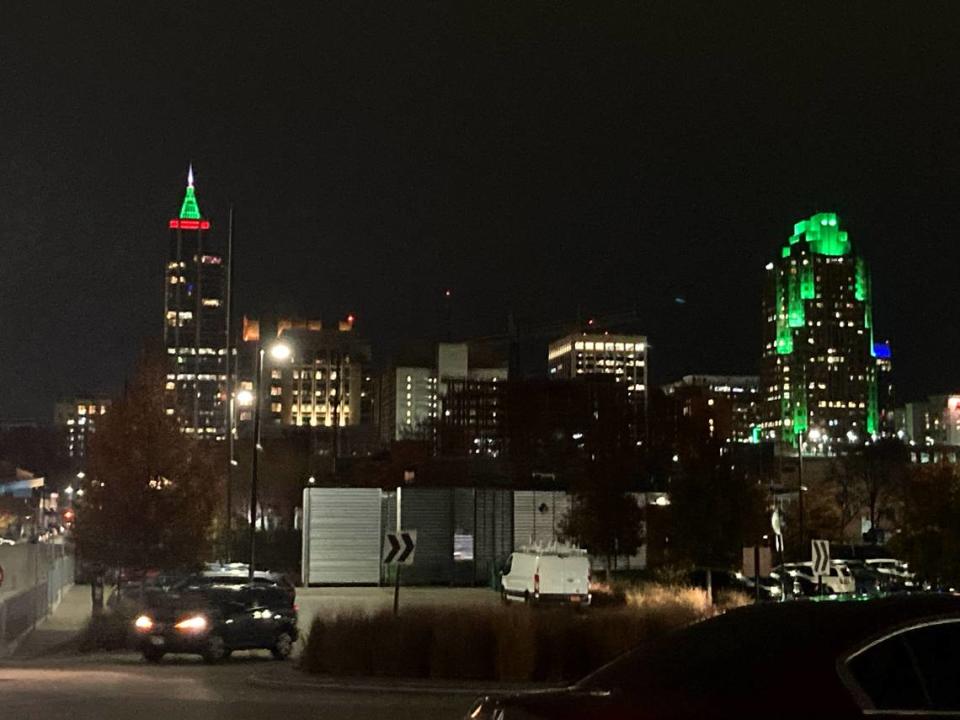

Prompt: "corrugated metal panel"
[513,490,570,549]
[394,488,454,585]
[475,488,513,585]
[302,488,383,585]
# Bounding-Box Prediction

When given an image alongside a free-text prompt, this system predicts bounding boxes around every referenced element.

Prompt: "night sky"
[2,2,960,421]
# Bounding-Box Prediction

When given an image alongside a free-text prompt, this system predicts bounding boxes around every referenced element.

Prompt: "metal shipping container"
[302,488,383,585]
[513,490,570,549]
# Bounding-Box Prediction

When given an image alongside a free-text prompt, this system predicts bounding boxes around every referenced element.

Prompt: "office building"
[897,395,960,447]
[663,375,760,443]
[379,342,508,443]
[547,332,648,439]
[54,397,111,461]
[242,316,374,429]
[163,166,227,437]
[760,212,883,451]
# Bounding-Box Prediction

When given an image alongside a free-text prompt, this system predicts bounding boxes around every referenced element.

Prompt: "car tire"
[201,634,228,664]
[271,631,293,661]
[143,647,165,663]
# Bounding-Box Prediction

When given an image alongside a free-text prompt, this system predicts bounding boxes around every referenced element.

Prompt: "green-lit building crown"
[179,164,202,219]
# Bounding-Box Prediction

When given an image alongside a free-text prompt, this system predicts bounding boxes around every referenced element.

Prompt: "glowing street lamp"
[269,341,292,361]
[808,428,823,443]
[236,389,255,407]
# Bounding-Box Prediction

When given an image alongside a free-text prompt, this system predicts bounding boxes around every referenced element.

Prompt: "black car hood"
[144,591,217,623]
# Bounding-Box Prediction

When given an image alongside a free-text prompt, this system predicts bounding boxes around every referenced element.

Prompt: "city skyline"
[4,4,960,420]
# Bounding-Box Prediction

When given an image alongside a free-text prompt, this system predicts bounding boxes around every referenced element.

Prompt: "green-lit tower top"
[179,164,202,220]
[781,212,850,258]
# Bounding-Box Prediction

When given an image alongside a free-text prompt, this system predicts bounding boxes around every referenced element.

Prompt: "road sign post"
[811,539,830,594]
[383,530,417,616]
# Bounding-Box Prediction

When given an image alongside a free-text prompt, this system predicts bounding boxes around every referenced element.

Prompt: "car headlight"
[174,615,208,632]
[134,615,154,631]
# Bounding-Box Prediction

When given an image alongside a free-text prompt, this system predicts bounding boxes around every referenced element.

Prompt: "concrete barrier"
[0,543,75,656]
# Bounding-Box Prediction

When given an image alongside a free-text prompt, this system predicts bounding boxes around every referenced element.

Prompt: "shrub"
[301,584,727,682]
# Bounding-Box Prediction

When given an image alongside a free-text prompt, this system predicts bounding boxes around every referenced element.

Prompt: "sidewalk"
[9,584,92,659]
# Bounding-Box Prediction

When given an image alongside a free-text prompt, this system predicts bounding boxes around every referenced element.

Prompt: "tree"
[668,439,768,570]
[891,464,960,588]
[73,351,223,573]
[858,439,909,542]
[561,457,644,571]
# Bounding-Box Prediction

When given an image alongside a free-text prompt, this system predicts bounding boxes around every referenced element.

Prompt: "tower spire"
[180,163,202,219]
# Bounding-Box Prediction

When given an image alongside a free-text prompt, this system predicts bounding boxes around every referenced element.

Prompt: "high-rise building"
[760,212,883,450]
[662,375,760,444]
[547,332,648,439]
[54,397,111,461]
[163,166,227,438]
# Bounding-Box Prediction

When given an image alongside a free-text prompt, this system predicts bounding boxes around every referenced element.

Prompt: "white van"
[500,547,591,605]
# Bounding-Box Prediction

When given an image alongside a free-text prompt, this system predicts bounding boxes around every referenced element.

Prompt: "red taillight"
[534,573,540,595]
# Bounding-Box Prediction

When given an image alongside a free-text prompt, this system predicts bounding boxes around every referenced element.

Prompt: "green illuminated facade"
[760,213,882,448]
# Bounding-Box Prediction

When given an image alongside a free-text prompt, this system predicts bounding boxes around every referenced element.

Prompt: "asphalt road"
[0,655,471,720]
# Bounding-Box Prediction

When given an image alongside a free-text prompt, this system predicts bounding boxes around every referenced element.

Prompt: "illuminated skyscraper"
[760,212,881,450]
[163,166,227,437]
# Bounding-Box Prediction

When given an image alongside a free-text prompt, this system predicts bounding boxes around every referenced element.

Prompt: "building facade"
[662,375,760,443]
[547,332,648,440]
[250,318,374,429]
[378,342,508,444]
[897,394,960,447]
[760,212,882,451]
[163,167,227,438]
[54,397,111,461]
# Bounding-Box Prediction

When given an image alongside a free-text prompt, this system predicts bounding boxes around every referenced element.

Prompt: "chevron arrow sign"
[383,530,417,566]
[811,539,830,576]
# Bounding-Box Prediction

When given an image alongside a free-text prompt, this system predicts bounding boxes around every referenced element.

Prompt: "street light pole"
[224,205,235,555]
[248,346,264,583]
[796,430,805,553]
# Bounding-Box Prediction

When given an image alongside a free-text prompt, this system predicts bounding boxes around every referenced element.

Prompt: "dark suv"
[133,583,298,663]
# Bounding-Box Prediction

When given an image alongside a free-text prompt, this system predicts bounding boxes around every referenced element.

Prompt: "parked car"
[501,547,591,605]
[838,558,882,596]
[776,561,855,596]
[466,594,960,719]
[133,582,298,663]
[865,558,917,592]
[733,571,783,601]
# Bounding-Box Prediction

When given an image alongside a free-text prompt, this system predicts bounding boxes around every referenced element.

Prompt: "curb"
[246,668,550,697]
